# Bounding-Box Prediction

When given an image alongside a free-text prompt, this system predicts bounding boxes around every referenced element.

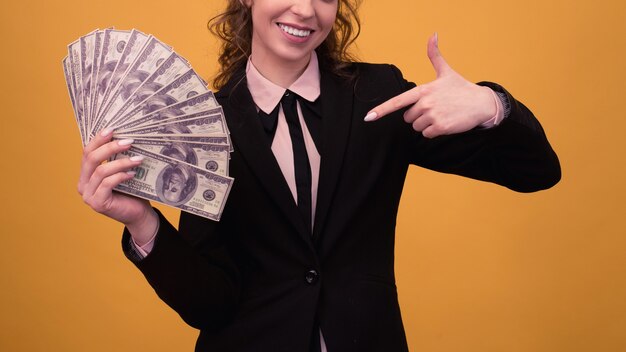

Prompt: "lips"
[277,23,312,38]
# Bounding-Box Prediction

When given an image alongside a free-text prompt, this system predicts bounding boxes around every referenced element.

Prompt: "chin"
[270,47,314,66]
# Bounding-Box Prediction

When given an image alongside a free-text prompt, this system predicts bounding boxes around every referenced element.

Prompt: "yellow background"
[1,0,625,350]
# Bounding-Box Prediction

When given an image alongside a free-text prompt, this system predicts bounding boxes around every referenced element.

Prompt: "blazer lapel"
[313,70,354,242]
[217,72,312,242]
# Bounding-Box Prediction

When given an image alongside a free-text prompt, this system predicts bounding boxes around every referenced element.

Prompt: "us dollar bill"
[114,147,233,221]
[64,28,235,222]
[111,68,209,128]
[96,30,150,121]
[79,31,98,136]
[87,30,105,134]
[133,140,230,176]
[63,56,84,145]
[118,110,227,137]
[96,36,173,129]
[115,134,230,144]
[100,52,191,134]
[90,29,132,131]
[68,39,87,144]
[112,91,219,131]
[94,29,149,128]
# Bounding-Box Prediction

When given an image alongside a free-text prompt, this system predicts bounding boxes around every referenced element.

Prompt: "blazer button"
[305,270,319,285]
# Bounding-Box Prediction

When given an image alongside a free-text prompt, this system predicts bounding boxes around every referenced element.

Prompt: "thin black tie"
[258,95,321,149]
[282,91,312,233]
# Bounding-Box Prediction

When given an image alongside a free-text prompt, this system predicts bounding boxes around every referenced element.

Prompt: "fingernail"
[130,155,144,162]
[364,112,378,122]
[434,32,439,47]
[101,127,114,137]
[126,171,137,176]
[118,138,134,146]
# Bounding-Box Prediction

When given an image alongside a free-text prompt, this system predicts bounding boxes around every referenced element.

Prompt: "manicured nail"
[101,127,114,137]
[364,112,378,122]
[118,138,134,146]
[130,155,144,162]
[126,171,137,176]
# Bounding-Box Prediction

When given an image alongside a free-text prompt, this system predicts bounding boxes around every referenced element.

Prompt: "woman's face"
[247,0,338,68]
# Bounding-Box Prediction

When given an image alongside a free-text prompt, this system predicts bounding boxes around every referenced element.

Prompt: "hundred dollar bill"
[118,110,227,136]
[78,31,96,135]
[116,135,230,148]
[97,36,173,127]
[118,107,226,133]
[111,68,209,128]
[67,38,87,144]
[63,56,84,145]
[133,140,230,176]
[99,52,191,135]
[118,111,233,152]
[91,29,132,130]
[79,30,98,135]
[114,147,233,221]
[95,30,150,123]
[112,91,219,131]
[87,30,105,135]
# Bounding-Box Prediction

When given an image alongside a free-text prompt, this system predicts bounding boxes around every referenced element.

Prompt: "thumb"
[427,32,451,77]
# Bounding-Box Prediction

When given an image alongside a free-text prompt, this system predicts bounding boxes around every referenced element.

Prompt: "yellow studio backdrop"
[1,0,624,350]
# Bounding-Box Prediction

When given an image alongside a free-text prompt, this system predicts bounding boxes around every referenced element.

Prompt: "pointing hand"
[364,33,498,138]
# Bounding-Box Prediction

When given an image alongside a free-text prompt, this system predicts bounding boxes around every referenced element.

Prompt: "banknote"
[63,56,84,145]
[63,28,234,220]
[79,31,97,135]
[103,52,190,133]
[133,140,230,176]
[116,135,231,148]
[118,112,228,136]
[114,147,233,221]
[112,91,219,131]
[111,68,209,128]
[94,29,150,124]
[68,38,87,144]
[86,30,105,134]
[90,29,132,129]
[96,36,173,129]
[117,107,225,133]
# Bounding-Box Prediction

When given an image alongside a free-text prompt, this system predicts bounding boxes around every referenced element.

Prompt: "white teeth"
[279,24,311,38]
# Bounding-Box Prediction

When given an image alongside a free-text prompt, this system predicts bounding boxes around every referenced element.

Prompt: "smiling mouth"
[278,23,312,38]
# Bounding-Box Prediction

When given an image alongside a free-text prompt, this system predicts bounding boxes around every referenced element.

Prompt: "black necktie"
[259,95,319,350]
[259,94,321,150]
[281,91,313,233]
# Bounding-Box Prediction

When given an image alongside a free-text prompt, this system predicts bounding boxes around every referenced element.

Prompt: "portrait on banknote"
[156,164,197,206]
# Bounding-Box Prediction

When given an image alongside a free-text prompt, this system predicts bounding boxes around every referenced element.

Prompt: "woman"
[78,0,560,351]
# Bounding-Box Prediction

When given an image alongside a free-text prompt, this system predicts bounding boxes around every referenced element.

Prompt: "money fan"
[63,28,233,220]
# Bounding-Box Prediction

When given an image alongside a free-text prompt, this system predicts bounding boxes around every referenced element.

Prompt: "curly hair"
[208,0,362,90]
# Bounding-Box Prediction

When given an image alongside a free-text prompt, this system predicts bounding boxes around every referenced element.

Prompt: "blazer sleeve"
[121,208,240,330]
[385,64,561,192]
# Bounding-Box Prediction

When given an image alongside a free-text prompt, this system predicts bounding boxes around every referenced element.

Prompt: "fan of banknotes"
[62,28,233,221]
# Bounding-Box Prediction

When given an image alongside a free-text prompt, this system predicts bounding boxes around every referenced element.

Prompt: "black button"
[305,270,319,285]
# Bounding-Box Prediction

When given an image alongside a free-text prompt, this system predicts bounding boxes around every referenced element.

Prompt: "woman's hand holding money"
[78,127,158,245]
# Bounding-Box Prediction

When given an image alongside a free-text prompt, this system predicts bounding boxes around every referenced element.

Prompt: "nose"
[166,179,175,192]
[291,0,315,19]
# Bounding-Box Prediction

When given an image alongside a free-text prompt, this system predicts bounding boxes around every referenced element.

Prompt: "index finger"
[363,86,423,121]
[78,128,122,190]
[83,127,115,154]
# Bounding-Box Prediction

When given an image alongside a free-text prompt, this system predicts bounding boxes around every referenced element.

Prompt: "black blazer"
[123,63,560,351]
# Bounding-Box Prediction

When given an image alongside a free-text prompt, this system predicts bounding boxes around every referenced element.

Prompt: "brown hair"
[208,0,362,90]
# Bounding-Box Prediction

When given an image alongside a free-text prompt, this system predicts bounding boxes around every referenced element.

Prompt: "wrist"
[480,86,498,122]
[126,207,159,246]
